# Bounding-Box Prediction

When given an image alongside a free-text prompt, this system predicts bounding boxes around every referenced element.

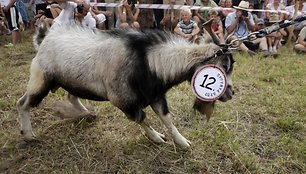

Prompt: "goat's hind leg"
[63,93,96,121]
[67,93,89,112]
[17,93,33,140]
[17,61,50,140]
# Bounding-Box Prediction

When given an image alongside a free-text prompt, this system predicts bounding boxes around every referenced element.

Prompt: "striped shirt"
[177,20,198,34]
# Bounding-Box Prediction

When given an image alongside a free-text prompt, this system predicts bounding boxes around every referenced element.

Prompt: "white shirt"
[285,4,306,19]
[51,2,77,29]
[0,0,14,7]
[82,12,96,29]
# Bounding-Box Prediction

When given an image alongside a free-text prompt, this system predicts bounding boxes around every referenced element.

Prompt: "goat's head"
[191,44,236,121]
[192,51,235,121]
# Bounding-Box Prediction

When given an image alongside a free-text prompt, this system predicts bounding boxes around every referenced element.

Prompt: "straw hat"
[233,1,249,10]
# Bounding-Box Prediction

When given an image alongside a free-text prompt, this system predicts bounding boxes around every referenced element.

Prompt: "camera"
[242,10,248,17]
[128,0,137,4]
[76,4,84,14]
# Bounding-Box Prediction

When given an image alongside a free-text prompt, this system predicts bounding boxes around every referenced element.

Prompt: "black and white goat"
[17,24,235,148]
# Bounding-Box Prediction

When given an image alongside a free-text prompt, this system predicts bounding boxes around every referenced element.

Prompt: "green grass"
[0,31,305,173]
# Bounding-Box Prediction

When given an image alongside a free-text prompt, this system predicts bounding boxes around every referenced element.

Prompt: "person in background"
[225,1,269,56]
[218,0,225,7]
[23,0,35,31]
[266,0,286,54]
[0,1,10,35]
[116,0,140,29]
[249,2,258,25]
[223,0,233,16]
[1,0,22,47]
[220,0,233,28]
[254,17,265,31]
[207,9,225,43]
[75,3,97,29]
[51,0,78,29]
[193,0,218,26]
[153,0,163,29]
[104,0,116,29]
[294,25,306,52]
[90,4,112,30]
[174,8,200,42]
[285,0,306,32]
[36,0,61,27]
[16,0,29,28]
[137,0,154,29]
[160,0,179,31]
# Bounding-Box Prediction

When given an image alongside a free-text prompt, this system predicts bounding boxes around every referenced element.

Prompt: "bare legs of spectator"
[50,6,61,19]
[105,0,116,29]
[252,37,268,51]
[228,35,268,56]
[12,29,21,44]
[294,44,306,52]
[267,32,282,53]
[119,21,140,30]
[97,22,106,30]
[228,35,252,54]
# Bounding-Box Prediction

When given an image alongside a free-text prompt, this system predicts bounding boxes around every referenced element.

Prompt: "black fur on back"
[103,29,175,109]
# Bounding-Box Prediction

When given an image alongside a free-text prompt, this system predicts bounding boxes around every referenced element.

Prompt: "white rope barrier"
[89,2,289,14]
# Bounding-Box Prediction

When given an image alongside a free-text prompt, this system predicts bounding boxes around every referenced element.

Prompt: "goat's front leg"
[151,97,191,148]
[140,119,166,144]
[123,108,166,144]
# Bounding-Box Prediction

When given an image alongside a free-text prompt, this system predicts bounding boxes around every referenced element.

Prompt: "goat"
[17,24,235,148]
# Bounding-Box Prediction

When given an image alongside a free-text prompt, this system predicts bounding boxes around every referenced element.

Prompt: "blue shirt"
[225,11,255,38]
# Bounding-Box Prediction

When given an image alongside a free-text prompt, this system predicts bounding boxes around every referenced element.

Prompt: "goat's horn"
[202,19,221,45]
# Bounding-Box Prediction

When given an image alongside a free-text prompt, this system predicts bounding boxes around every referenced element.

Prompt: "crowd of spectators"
[0,0,305,54]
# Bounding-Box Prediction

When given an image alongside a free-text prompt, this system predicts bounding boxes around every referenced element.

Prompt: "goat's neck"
[148,43,219,85]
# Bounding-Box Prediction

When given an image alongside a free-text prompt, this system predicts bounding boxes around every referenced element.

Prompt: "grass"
[0,31,305,174]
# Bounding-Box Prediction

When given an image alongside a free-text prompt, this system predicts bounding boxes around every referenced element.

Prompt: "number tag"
[191,65,227,102]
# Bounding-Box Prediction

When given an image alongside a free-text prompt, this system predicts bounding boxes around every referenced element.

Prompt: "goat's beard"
[193,98,215,121]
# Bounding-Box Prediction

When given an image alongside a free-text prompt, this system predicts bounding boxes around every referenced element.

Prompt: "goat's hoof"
[174,136,192,148]
[146,130,167,144]
[21,130,34,140]
[24,138,40,144]
[151,133,167,144]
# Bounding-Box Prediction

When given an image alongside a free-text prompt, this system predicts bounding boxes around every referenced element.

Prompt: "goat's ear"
[203,19,221,45]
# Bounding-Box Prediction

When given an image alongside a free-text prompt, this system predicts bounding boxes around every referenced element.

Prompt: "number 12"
[199,74,216,91]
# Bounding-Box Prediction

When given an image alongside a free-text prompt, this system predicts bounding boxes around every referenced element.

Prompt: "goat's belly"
[59,83,108,101]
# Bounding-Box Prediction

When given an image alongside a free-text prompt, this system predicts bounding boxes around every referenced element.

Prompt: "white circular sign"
[191,65,227,102]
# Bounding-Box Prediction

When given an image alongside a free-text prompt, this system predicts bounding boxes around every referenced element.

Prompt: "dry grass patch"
[0,31,305,173]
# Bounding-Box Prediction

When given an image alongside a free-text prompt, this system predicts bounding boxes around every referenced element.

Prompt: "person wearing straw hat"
[225,0,269,56]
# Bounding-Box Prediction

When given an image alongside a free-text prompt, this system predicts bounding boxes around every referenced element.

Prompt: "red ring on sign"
[191,64,228,102]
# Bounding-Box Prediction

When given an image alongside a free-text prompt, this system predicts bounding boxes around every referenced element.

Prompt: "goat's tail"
[33,20,49,50]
